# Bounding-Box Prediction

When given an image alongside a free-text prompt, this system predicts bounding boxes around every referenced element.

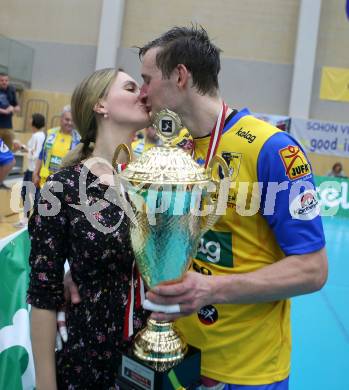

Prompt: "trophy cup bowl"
[114,110,229,389]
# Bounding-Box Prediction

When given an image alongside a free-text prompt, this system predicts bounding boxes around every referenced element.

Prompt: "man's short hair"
[0,72,8,77]
[31,113,45,129]
[61,105,71,116]
[139,26,221,95]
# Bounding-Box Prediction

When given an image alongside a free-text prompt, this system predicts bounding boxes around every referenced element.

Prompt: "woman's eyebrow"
[123,80,138,88]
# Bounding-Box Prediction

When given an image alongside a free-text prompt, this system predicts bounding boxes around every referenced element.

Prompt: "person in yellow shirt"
[33,106,80,188]
[132,126,161,158]
[138,26,328,390]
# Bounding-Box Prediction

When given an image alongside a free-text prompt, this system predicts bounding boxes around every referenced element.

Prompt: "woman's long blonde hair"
[61,68,118,168]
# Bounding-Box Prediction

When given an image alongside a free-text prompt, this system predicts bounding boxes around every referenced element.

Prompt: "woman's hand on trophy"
[146,271,214,321]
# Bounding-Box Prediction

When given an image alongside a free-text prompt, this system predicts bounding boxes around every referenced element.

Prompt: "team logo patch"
[197,305,218,325]
[289,190,320,220]
[279,145,311,180]
[219,151,242,180]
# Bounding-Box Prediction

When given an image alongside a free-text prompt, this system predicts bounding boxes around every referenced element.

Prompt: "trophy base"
[116,345,201,390]
[133,319,188,368]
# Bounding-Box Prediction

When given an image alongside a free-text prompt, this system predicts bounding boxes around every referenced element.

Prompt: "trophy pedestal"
[116,346,201,390]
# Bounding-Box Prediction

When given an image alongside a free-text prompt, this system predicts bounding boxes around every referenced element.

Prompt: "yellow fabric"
[172,128,192,147]
[39,129,72,187]
[131,138,158,157]
[175,115,290,385]
[320,66,349,102]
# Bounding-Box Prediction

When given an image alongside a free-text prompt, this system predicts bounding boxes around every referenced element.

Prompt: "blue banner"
[346,0,349,20]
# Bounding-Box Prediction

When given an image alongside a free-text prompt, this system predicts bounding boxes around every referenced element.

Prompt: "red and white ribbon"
[115,162,127,173]
[123,261,145,339]
[204,102,228,168]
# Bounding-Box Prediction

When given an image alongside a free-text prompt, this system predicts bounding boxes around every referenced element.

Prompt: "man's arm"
[0,106,13,114]
[31,307,58,390]
[147,247,328,321]
[10,86,20,113]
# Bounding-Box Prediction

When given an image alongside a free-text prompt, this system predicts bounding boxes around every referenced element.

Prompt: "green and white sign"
[315,176,349,218]
[0,229,35,390]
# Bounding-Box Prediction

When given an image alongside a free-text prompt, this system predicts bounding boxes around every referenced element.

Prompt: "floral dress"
[27,163,147,389]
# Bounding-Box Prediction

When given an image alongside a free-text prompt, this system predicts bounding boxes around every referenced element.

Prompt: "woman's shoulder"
[45,163,83,186]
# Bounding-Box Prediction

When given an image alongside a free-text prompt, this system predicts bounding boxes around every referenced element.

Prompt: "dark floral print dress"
[27,163,147,389]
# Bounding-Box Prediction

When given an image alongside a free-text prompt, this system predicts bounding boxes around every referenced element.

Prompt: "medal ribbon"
[115,160,144,340]
[204,102,228,168]
[123,261,145,339]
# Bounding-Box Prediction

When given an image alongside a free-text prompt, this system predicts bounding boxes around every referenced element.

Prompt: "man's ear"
[93,100,108,115]
[176,64,190,89]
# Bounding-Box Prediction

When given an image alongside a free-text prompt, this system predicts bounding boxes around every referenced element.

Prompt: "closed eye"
[124,81,139,93]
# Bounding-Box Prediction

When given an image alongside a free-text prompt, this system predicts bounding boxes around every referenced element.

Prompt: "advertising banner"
[290,117,349,157]
[0,229,35,390]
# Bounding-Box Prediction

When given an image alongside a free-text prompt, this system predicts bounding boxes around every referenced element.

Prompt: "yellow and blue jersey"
[175,109,325,385]
[39,127,80,187]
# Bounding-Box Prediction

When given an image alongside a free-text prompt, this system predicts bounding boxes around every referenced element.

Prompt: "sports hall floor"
[291,216,349,390]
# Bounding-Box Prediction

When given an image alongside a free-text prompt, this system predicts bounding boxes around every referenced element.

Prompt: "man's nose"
[139,85,148,102]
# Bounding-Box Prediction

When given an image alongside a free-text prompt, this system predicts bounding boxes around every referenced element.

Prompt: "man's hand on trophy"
[55,271,82,350]
[145,271,214,321]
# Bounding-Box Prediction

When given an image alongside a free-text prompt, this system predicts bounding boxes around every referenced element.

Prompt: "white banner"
[290,118,349,157]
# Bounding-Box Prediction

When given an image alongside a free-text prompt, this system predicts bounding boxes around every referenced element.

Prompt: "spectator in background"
[14,113,46,228]
[32,105,80,189]
[327,162,347,178]
[132,125,161,158]
[0,138,15,185]
[0,72,20,151]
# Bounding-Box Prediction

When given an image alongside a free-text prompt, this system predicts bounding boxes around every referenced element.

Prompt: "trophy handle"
[200,155,230,236]
[112,143,132,168]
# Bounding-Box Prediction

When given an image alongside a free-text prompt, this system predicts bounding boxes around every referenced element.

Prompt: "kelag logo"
[196,230,233,267]
[235,128,256,144]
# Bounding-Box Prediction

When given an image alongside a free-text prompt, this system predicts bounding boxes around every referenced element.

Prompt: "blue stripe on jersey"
[257,131,325,255]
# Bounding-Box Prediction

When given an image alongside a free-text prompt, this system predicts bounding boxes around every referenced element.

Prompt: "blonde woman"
[27,69,150,389]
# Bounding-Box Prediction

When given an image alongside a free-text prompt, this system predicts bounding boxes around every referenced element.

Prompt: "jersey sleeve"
[257,131,325,255]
